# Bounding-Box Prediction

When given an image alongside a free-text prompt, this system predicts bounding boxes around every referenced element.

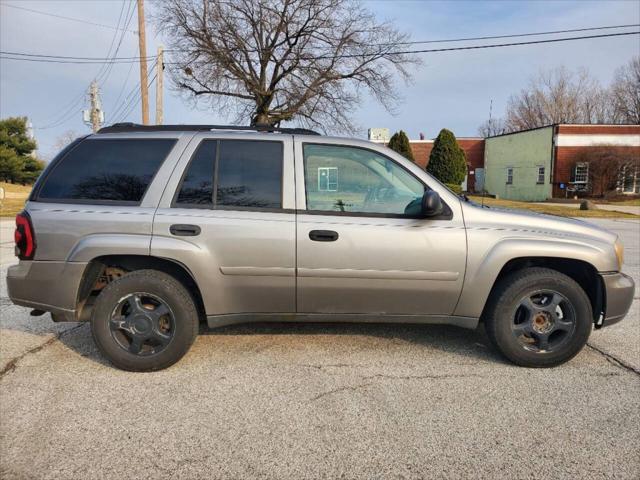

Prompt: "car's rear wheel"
[91,270,199,371]
[484,267,593,367]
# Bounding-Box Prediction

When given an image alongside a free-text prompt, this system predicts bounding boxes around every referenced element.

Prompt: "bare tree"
[477,117,506,137]
[53,130,81,152]
[610,56,640,124]
[155,0,419,132]
[478,59,638,134]
[504,67,609,131]
[573,145,637,197]
[581,78,615,124]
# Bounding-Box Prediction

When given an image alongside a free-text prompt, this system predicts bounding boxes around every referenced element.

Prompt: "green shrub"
[445,183,462,194]
[387,130,415,162]
[0,117,43,184]
[427,128,466,185]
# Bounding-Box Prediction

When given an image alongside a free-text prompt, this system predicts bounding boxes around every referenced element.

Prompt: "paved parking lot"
[1,218,638,479]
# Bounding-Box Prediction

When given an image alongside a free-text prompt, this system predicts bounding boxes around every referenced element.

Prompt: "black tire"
[484,267,592,368]
[91,270,199,371]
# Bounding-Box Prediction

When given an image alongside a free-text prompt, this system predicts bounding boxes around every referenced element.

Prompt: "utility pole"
[156,45,164,125]
[137,0,150,125]
[83,81,104,133]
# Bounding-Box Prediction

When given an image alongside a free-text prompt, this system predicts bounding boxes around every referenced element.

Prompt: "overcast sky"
[1,0,639,158]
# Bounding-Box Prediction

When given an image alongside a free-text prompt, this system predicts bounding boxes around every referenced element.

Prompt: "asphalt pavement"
[0,218,638,479]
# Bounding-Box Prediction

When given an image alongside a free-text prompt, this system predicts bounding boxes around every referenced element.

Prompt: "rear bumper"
[601,272,635,327]
[6,260,87,321]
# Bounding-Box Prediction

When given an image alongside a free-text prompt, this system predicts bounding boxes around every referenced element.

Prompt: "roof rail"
[97,123,321,135]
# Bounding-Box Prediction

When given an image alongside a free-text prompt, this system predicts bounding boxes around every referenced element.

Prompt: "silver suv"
[7,124,635,371]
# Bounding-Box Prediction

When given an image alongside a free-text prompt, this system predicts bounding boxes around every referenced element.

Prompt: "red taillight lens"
[15,211,36,260]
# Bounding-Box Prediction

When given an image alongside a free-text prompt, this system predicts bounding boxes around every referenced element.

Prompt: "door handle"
[169,224,201,236]
[309,230,339,242]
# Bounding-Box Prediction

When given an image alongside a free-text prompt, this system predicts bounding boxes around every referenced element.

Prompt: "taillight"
[15,211,36,260]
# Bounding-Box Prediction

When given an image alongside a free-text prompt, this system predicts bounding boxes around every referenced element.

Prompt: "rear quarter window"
[36,138,176,204]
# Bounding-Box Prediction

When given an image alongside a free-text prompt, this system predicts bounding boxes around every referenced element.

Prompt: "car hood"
[460,201,617,245]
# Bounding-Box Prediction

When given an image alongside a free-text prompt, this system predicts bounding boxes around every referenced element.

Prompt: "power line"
[94,0,129,83]
[306,31,640,60]
[98,1,138,86]
[16,30,631,66]
[161,30,640,65]
[1,3,137,33]
[28,2,135,129]
[21,2,136,131]
[26,1,131,129]
[110,79,143,122]
[34,92,86,130]
[109,58,136,114]
[353,23,640,47]
[0,50,154,61]
[0,55,156,64]
[163,23,640,54]
[6,23,637,63]
[4,25,637,65]
[116,71,158,123]
[111,60,158,122]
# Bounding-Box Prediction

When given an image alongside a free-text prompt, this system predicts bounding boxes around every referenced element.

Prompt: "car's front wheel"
[484,267,593,367]
[91,270,199,371]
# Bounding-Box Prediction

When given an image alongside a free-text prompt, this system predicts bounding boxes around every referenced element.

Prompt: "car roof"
[97,123,320,136]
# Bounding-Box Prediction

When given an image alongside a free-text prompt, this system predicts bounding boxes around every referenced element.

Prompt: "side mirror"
[421,190,443,217]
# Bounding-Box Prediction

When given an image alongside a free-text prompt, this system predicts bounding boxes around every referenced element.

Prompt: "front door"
[295,142,466,316]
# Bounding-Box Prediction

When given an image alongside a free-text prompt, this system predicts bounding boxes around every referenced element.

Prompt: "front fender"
[454,236,614,318]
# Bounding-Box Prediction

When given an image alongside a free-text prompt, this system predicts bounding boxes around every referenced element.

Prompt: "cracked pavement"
[1,218,639,479]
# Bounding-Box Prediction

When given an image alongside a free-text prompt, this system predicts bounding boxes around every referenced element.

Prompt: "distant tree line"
[0,117,45,184]
[478,56,640,136]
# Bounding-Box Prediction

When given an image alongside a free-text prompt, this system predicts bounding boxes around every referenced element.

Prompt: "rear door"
[151,133,296,317]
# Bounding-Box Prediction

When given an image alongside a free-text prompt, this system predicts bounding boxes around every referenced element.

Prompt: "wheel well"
[485,257,604,323]
[76,255,206,322]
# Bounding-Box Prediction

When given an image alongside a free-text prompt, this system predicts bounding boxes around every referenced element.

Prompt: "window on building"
[506,167,514,185]
[37,138,176,204]
[175,140,216,206]
[573,162,589,184]
[537,166,545,184]
[318,167,338,191]
[216,140,283,209]
[303,144,425,215]
[620,164,640,194]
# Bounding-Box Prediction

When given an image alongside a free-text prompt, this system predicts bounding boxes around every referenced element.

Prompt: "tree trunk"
[252,112,274,127]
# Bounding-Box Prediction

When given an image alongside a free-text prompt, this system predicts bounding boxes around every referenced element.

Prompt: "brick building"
[368,125,639,199]
[484,124,640,201]
[553,124,640,197]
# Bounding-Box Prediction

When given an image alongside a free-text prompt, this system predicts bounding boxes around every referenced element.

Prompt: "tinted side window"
[216,140,282,209]
[37,138,176,203]
[176,140,215,206]
[303,144,424,215]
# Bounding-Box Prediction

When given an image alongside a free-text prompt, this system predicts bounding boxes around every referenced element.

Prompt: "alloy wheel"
[109,292,175,356]
[511,290,577,353]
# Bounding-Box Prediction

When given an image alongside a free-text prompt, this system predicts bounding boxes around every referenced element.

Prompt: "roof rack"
[97,123,321,135]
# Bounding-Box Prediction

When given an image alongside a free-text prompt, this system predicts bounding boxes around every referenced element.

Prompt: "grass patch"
[0,182,32,217]
[468,195,639,219]
[602,198,640,206]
